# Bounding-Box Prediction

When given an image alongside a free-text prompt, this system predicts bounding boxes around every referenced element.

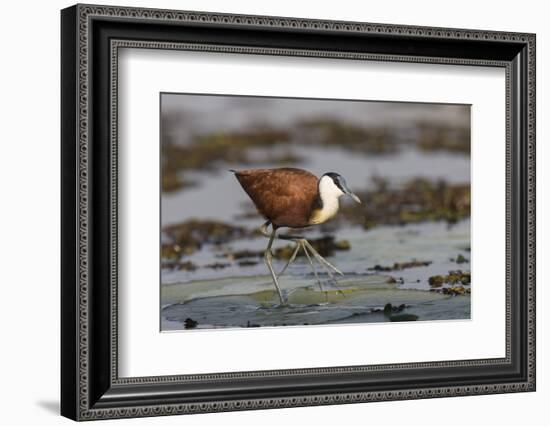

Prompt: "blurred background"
[160,94,471,329]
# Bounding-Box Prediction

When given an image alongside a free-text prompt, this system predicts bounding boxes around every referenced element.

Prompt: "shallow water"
[161,219,471,330]
[162,219,470,288]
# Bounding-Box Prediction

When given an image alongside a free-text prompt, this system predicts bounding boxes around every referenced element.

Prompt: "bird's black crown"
[322,172,346,192]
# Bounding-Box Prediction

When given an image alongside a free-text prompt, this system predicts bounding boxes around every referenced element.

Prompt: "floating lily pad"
[161,274,470,330]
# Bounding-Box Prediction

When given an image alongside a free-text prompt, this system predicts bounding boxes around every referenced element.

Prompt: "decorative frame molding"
[61,3,535,421]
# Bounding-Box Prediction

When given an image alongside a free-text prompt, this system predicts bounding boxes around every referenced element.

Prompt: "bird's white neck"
[309,176,344,225]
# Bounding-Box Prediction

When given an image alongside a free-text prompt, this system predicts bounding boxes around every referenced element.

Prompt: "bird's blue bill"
[337,175,361,203]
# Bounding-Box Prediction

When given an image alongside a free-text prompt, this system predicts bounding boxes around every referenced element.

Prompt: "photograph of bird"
[231,167,361,305]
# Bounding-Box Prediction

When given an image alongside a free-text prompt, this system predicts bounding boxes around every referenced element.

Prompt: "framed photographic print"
[61,3,536,421]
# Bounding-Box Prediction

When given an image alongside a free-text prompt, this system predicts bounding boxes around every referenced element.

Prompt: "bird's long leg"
[301,242,323,292]
[276,233,341,274]
[277,243,301,278]
[276,234,343,295]
[276,232,344,277]
[298,239,345,296]
[264,228,286,306]
[261,225,344,297]
[302,240,344,276]
[260,221,300,279]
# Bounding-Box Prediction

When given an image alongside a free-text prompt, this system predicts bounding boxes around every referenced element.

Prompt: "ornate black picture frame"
[61,4,536,421]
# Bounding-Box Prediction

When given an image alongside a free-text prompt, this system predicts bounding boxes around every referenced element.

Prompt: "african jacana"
[232,167,361,305]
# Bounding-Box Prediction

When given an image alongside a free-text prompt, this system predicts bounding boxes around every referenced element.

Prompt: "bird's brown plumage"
[233,168,320,228]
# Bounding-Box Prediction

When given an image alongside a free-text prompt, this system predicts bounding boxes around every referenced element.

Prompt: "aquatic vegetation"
[161,128,292,192]
[204,262,231,270]
[378,303,419,321]
[416,122,470,154]
[430,285,471,296]
[271,151,303,165]
[161,274,469,328]
[440,286,470,296]
[222,236,351,262]
[226,249,262,260]
[161,219,260,268]
[161,116,470,193]
[452,254,469,264]
[369,259,432,272]
[382,303,406,314]
[295,118,397,154]
[237,260,259,267]
[160,257,198,271]
[428,270,471,296]
[161,220,352,270]
[276,236,351,260]
[163,119,398,192]
[161,171,183,192]
[164,219,257,248]
[389,314,419,322]
[428,275,446,287]
[183,318,198,329]
[340,177,470,228]
[177,261,198,271]
[446,270,471,285]
[161,243,184,261]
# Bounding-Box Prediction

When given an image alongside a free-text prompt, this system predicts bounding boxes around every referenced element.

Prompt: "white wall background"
[0,0,546,424]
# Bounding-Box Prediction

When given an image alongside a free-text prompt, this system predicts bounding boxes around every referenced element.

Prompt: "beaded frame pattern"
[74,4,535,420]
